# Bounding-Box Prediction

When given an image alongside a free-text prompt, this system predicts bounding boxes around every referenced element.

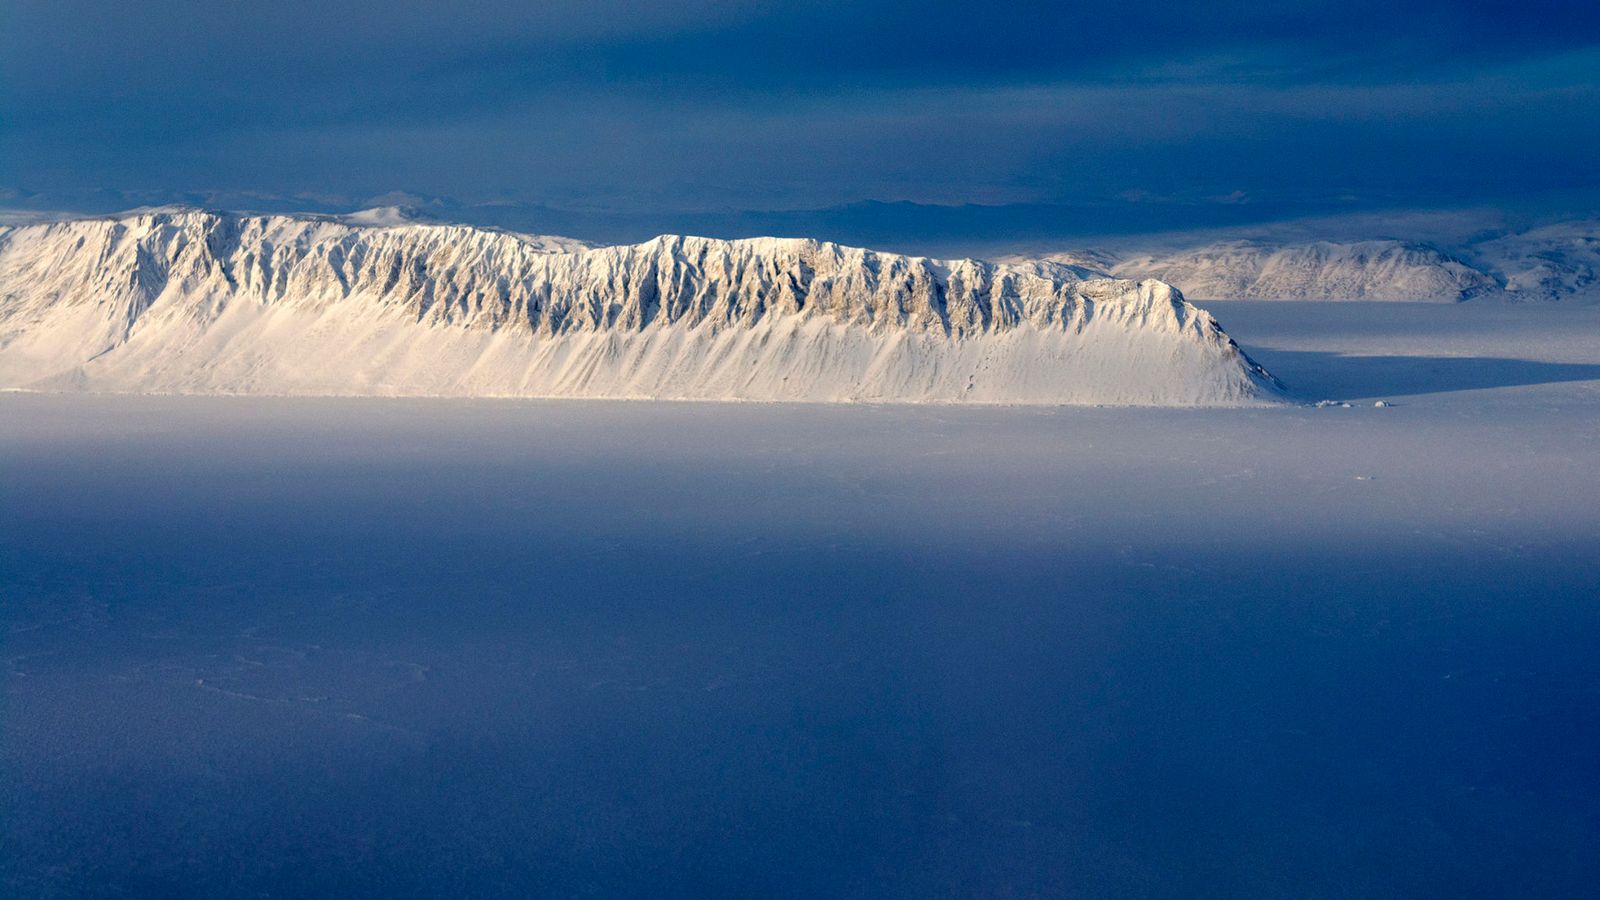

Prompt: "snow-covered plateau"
[0,209,1275,405]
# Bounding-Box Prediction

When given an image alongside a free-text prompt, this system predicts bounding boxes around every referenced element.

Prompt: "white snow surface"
[0,209,1275,405]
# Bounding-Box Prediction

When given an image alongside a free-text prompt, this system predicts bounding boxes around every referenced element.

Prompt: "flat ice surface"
[4,302,1600,897]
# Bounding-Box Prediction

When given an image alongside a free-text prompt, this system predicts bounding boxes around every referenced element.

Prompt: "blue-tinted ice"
[3,303,1599,896]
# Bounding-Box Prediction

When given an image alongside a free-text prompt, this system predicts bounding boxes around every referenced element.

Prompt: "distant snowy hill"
[0,209,1276,405]
[1470,220,1600,302]
[1013,223,1600,302]
[1110,240,1498,302]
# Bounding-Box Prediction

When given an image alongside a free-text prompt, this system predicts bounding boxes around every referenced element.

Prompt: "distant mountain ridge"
[0,209,1277,405]
[1110,240,1496,302]
[1014,223,1600,302]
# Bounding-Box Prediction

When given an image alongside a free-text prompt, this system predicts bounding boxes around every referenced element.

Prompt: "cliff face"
[0,210,1277,405]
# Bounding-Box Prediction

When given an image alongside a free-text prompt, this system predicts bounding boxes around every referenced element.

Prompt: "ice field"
[3,301,1599,896]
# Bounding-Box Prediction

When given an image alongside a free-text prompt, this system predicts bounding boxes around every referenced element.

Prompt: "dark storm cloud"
[2,1,1598,239]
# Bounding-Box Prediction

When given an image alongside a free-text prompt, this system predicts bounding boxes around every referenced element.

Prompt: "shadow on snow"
[1240,349,1600,400]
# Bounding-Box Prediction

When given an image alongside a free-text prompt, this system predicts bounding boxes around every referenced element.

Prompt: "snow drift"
[0,210,1277,405]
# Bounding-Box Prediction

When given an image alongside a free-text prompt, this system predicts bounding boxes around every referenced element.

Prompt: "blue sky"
[3,1,1598,244]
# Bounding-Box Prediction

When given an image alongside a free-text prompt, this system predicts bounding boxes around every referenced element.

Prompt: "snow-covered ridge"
[1014,224,1600,303]
[0,209,1276,405]
[1110,240,1498,302]
[1471,220,1600,303]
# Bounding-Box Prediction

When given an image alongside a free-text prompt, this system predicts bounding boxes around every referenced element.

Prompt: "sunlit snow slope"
[0,210,1276,404]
